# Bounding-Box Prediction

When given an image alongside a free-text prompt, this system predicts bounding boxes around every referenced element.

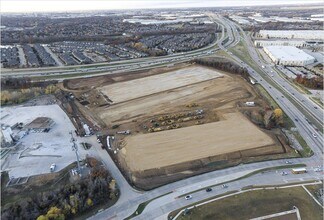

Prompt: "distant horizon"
[1,0,323,13]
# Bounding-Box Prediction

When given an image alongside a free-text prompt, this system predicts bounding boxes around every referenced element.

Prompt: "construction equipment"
[117,130,131,135]
[186,103,198,108]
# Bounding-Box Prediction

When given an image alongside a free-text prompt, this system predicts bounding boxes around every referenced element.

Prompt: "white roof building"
[254,40,307,48]
[259,30,324,40]
[263,46,315,66]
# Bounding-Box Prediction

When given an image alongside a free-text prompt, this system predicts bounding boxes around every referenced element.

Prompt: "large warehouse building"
[259,30,324,40]
[263,46,315,66]
[254,40,307,48]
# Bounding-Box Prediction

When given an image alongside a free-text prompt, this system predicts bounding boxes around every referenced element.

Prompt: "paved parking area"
[1,104,90,178]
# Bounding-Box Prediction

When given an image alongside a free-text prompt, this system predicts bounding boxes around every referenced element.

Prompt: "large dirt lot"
[99,66,223,104]
[65,63,295,189]
[123,112,276,171]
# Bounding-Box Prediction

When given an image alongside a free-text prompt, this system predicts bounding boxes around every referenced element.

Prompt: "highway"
[214,15,323,154]
[1,34,221,79]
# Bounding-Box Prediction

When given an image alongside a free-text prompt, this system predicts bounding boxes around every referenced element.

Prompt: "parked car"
[185,195,192,200]
[222,184,228,188]
[206,187,212,192]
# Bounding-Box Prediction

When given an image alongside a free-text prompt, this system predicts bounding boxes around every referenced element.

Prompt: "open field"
[99,66,223,103]
[64,64,294,189]
[96,65,255,125]
[122,112,276,171]
[174,186,323,220]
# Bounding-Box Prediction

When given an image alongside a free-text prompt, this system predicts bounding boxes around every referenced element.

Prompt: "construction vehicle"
[117,130,131,135]
[50,163,56,172]
[186,103,198,108]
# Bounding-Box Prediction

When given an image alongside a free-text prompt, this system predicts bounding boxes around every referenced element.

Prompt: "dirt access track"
[122,112,276,171]
[66,64,293,189]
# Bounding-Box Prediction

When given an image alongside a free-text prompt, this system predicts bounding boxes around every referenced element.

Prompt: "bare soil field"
[63,64,296,189]
[99,66,223,104]
[122,112,276,171]
[96,67,250,125]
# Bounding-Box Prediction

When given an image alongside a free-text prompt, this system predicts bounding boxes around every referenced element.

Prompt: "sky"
[1,0,323,13]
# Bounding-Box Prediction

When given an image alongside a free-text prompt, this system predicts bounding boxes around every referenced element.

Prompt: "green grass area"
[292,131,314,157]
[174,186,323,220]
[310,97,324,108]
[305,184,324,204]
[289,80,312,95]
[177,164,306,198]
[124,191,173,219]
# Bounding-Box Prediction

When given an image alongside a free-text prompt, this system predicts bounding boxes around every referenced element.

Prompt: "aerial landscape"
[0,0,323,220]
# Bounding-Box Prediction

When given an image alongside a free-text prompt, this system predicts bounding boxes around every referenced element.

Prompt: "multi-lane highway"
[1,34,220,79]
[213,15,323,154]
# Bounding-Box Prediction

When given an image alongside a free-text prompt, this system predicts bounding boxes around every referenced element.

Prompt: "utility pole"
[70,131,81,176]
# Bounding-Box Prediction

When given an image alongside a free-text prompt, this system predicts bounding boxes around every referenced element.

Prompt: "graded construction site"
[65,64,295,189]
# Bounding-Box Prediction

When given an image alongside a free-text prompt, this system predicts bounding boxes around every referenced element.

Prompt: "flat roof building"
[259,30,324,40]
[254,40,307,48]
[263,46,315,66]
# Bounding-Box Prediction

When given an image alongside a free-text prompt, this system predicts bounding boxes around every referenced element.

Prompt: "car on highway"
[281,171,288,176]
[294,118,298,122]
[314,106,318,109]
[314,167,322,172]
[206,187,212,192]
[222,184,228,188]
[185,195,192,200]
[312,133,317,138]
[285,161,293,164]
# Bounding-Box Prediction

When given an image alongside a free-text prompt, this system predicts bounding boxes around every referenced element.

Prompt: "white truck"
[50,163,56,172]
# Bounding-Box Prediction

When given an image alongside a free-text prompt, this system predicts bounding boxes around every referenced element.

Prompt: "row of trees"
[294,74,323,89]
[194,58,250,80]
[1,84,58,105]
[1,77,58,90]
[1,161,115,220]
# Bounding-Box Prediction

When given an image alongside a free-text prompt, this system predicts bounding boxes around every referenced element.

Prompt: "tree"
[41,206,65,220]
[273,108,283,119]
[86,198,93,206]
[45,84,57,94]
[37,215,48,220]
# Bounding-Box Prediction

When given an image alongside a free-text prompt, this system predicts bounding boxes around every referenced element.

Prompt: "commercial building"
[263,46,315,66]
[259,30,324,40]
[254,40,307,48]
